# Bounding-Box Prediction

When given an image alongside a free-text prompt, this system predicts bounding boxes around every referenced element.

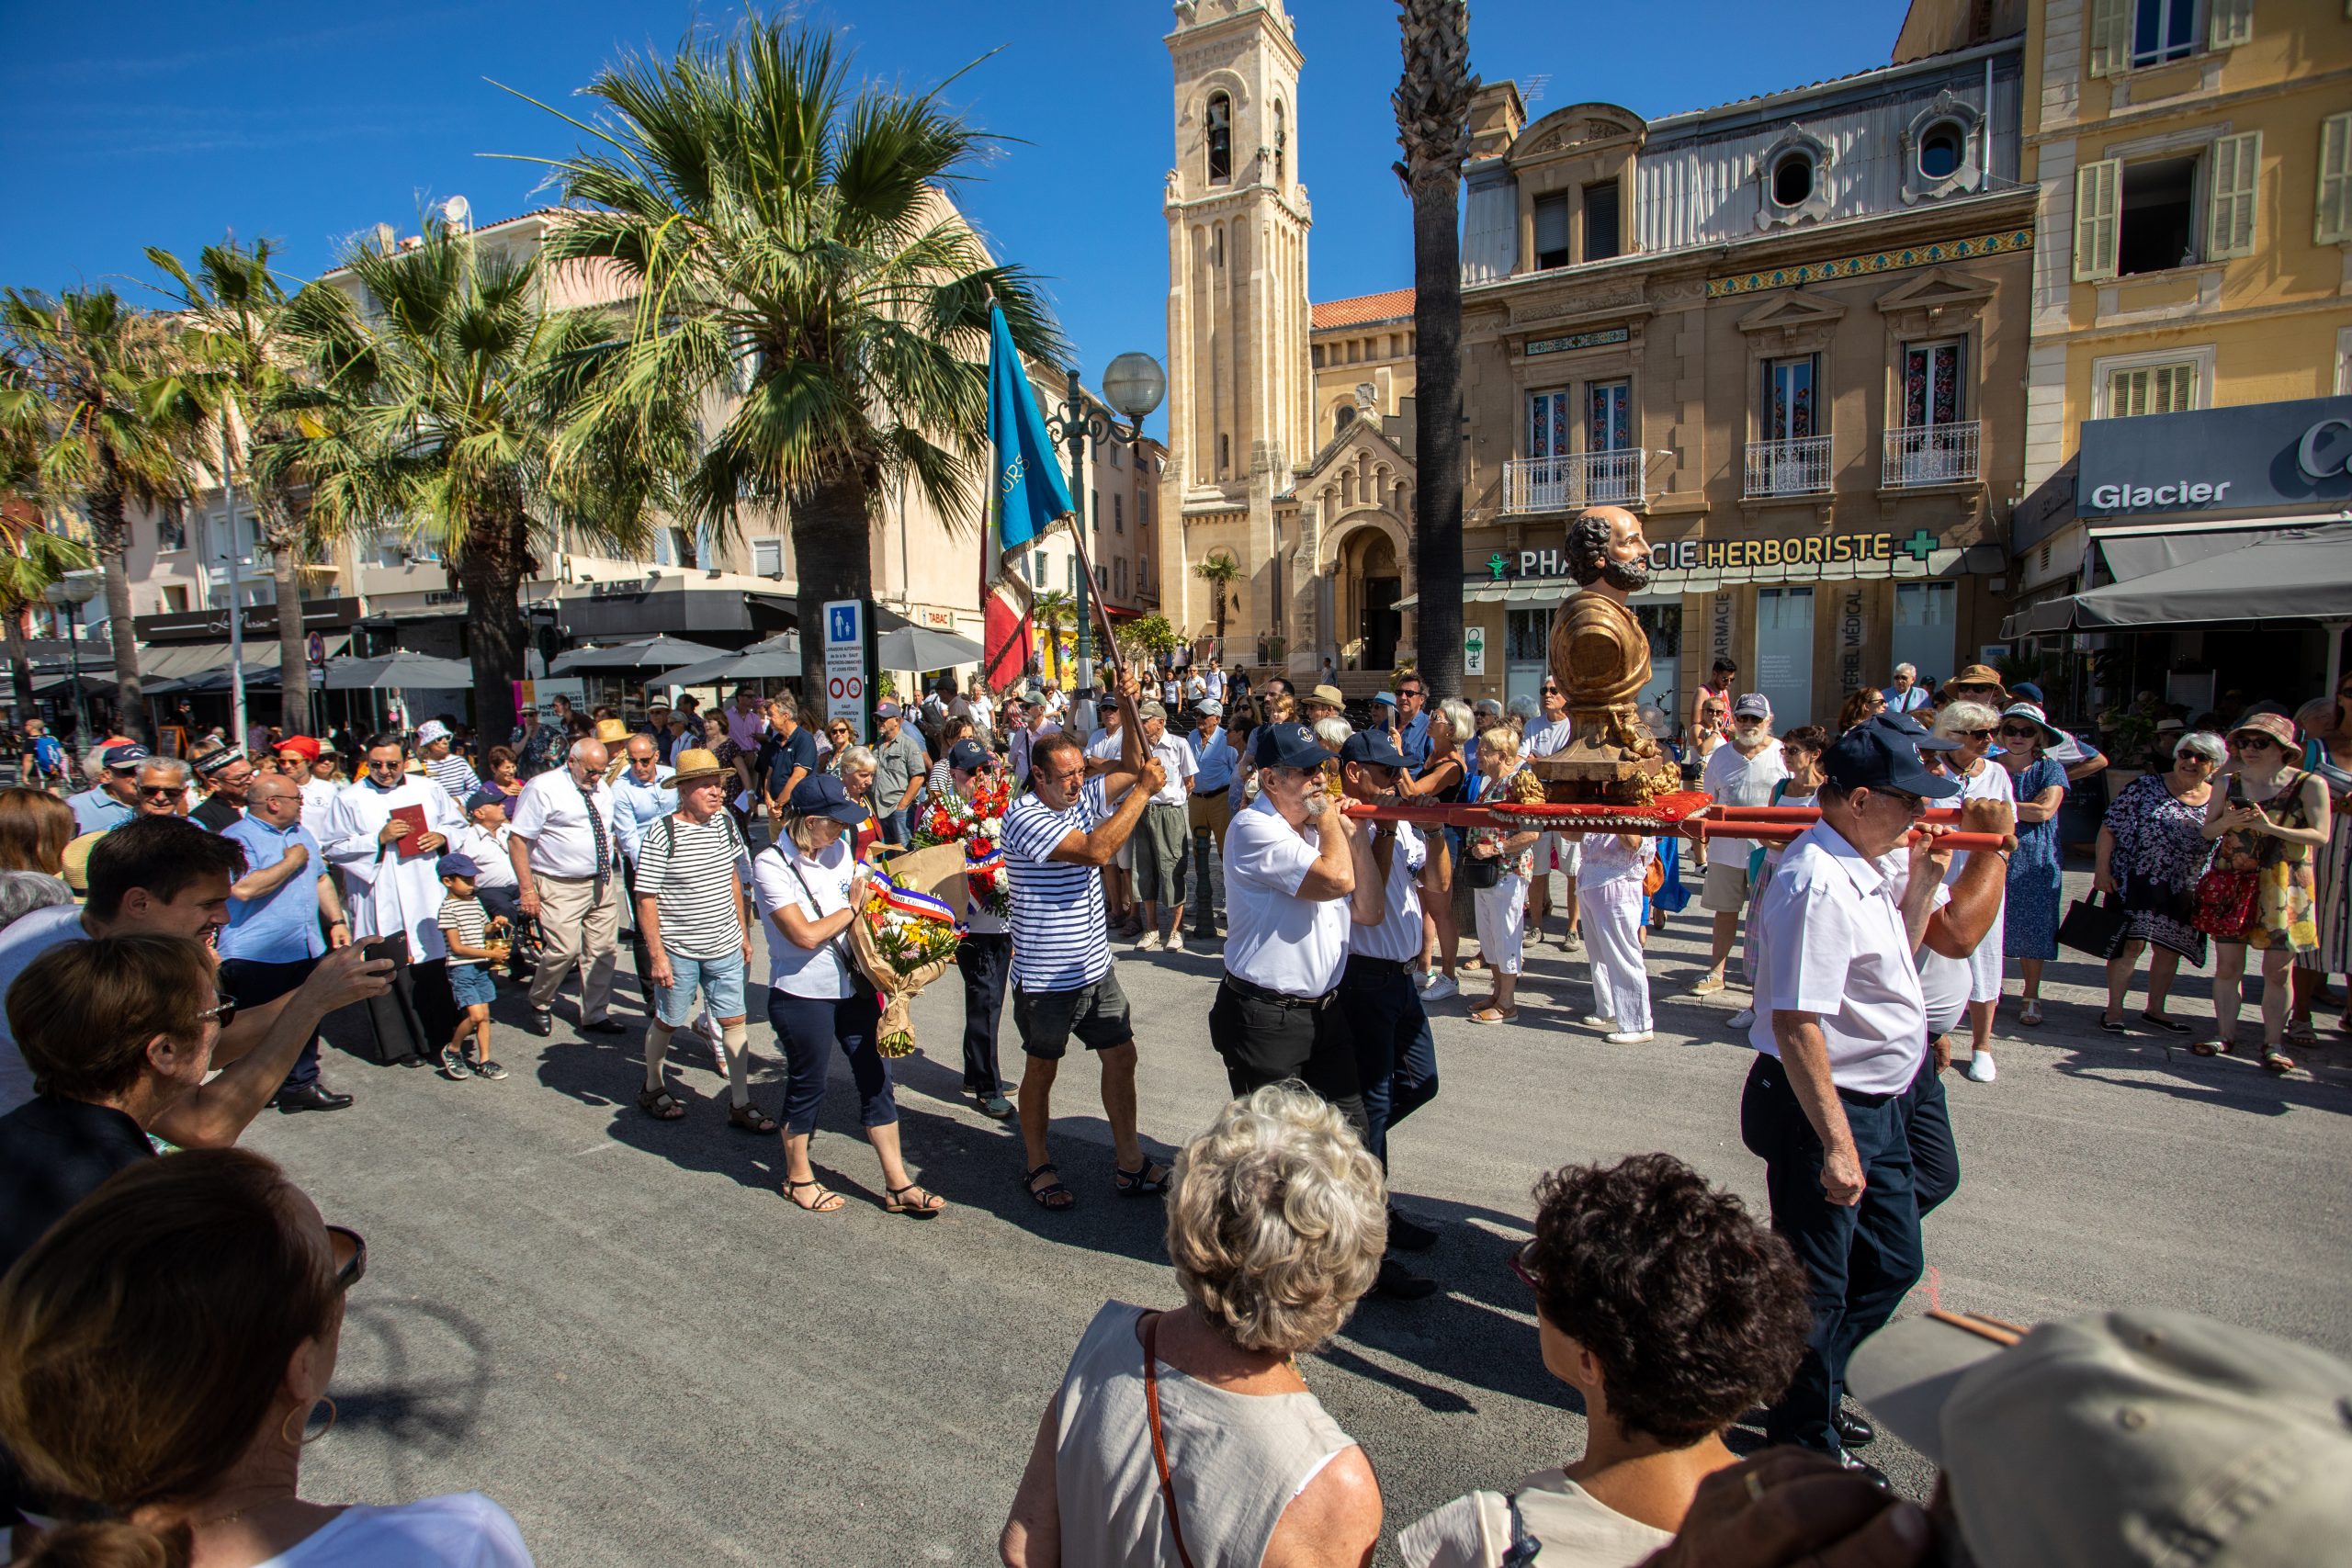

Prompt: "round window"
[1772,153,1815,209]
[1919,124,1963,180]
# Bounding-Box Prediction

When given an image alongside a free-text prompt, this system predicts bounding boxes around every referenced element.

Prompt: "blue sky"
[0,0,1913,438]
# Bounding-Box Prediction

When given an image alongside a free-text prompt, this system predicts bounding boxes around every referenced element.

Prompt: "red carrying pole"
[1711,804,1963,824]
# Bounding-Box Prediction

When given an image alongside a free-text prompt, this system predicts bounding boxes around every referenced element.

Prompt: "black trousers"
[1902,1050,1961,1218]
[1333,955,1440,1169]
[1740,1053,1924,1454]
[955,931,1012,1096]
[1206,975,1366,1136]
[621,858,651,998]
[363,945,459,1065]
[219,955,322,1091]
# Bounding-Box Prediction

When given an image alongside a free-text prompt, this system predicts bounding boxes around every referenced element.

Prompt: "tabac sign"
[2078,395,2352,516]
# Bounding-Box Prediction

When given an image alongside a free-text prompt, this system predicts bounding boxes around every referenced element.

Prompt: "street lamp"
[1045,352,1166,701]
[43,570,103,747]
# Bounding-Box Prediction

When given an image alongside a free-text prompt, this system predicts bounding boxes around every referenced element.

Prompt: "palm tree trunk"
[4,608,34,723]
[1406,173,1464,698]
[790,468,876,704]
[460,511,531,750]
[272,539,311,738]
[89,470,146,742]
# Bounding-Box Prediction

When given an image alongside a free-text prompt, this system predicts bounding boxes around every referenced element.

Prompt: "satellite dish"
[369,222,396,254]
[441,195,471,231]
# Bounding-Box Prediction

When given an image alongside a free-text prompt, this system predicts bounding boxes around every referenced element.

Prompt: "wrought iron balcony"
[1882,421,1981,488]
[1743,435,1833,498]
[1500,450,1645,513]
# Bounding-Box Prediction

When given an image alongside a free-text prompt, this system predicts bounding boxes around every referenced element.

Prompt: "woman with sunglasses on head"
[2094,731,2224,1034]
[0,1148,532,1567]
[1993,704,2069,1028]
[2289,685,2352,1043]
[2194,712,2331,1073]
[1929,702,2014,1082]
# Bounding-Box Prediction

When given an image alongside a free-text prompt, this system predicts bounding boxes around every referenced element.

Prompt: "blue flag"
[988,305,1072,552]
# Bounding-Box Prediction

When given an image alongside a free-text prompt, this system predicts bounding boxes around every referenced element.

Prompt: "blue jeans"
[655,951,748,1027]
[766,988,894,1137]
[1335,955,1440,1169]
[448,962,496,1010]
[1740,1053,1924,1454]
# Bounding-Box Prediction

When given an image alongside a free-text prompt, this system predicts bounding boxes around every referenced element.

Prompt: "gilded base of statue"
[1530,705,1682,809]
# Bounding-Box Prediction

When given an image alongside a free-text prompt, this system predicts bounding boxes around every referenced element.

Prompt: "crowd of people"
[0,629,2346,1565]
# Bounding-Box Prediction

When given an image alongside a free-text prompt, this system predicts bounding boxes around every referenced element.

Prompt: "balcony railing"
[1743,435,1833,498]
[1500,449,1645,513]
[1882,421,1981,488]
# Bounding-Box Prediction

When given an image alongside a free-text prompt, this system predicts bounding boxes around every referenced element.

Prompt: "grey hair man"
[509,738,625,1037]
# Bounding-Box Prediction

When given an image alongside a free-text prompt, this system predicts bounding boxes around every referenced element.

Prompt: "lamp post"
[43,570,103,748]
[1045,352,1166,702]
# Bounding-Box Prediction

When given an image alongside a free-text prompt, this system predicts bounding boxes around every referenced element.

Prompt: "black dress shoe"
[579,1018,628,1036]
[1835,1407,1877,1448]
[275,1082,354,1113]
[1371,1257,1439,1301]
[526,1010,554,1036]
[1386,1206,1441,1253]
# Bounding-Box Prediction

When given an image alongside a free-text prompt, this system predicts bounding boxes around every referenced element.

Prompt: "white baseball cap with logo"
[1849,1307,2352,1566]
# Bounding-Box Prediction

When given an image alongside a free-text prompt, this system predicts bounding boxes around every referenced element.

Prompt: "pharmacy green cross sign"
[1899,529,1939,562]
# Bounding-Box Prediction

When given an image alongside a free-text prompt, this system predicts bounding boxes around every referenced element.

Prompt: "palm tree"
[1031,589,1074,683]
[260,217,662,746]
[522,16,1069,655]
[1193,552,1241,661]
[149,236,331,736]
[0,357,95,718]
[1392,0,1477,696]
[2,288,207,741]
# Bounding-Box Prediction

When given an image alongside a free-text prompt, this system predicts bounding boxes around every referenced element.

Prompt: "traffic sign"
[823,599,869,745]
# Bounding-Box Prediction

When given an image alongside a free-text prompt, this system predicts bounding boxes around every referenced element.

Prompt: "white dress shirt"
[1146,732,1195,807]
[447,822,519,891]
[1350,821,1427,963]
[509,767,617,880]
[1747,823,1928,1097]
[1222,795,1349,997]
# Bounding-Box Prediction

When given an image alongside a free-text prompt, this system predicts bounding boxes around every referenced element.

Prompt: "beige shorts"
[1702,861,1751,913]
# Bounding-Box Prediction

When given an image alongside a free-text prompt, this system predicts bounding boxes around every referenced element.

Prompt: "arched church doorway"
[1338,525,1401,671]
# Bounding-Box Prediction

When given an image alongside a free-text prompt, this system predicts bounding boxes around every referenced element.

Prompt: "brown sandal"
[2261,1050,2295,1075]
[638,1086,687,1121]
[884,1182,945,1218]
[1466,1007,1519,1024]
[784,1179,845,1213]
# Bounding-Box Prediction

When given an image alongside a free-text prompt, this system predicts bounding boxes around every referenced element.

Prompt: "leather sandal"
[885,1182,945,1218]
[727,1101,780,1135]
[638,1086,687,1121]
[784,1179,844,1213]
[1023,1162,1075,1212]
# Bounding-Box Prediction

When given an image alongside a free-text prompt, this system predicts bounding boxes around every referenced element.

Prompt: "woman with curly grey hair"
[1000,1085,1385,1568]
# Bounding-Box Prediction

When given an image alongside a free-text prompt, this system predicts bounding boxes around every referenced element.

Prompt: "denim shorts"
[656,951,748,1025]
[448,962,495,1010]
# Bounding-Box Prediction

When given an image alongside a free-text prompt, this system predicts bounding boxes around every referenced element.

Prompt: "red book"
[389,803,433,860]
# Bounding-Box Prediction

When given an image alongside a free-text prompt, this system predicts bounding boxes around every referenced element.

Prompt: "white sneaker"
[1727,1007,1757,1030]
[1136,931,1164,953]
[1605,1030,1656,1045]
[1580,1015,1619,1031]
[1564,931,1584,953]
[1965,1050,1997,1083]
[1167,931,1186,952]
[1423,973,1459,1001]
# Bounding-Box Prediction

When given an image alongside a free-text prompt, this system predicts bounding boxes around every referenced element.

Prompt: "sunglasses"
[325,1224,367,1292]
[1997,726,2041,739]
[1510,1241,1538,1292]
[138,784,181,798]
[197,989,239,1029]
[1873,785,1930,815]
[365,757,403,771]
[2231,734,2279,750]
[1960,728,1996,739]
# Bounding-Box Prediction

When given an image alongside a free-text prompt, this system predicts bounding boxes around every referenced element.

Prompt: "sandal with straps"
[1023,1161,1076,1212]
[783,1179,845,1213]
[727,1101,780,1135]
[885,1182,945,1218]
[638,1086,687,1121]
[1113,1160,1171,1198]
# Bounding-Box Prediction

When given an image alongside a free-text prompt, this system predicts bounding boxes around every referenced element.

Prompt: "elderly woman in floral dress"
[2193,712,2332,1074]
[2094,730,2222,1034]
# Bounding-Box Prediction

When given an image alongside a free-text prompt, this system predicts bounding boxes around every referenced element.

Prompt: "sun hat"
[2230,711,2297,749]
[1849,1308,2352,1567]
[1998,702,2066,745]
[1949,663,2006,691]
[413,719,452,746]
[670,747,728,785]
[1371,691,1398,707]
[435,852,481,880]
[1306,683,1347,709]
[593,718,630,744]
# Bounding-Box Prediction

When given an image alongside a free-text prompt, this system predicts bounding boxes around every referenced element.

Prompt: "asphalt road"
[254,861,2352,1565]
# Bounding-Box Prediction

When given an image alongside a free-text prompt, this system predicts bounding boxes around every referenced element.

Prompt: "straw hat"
[593,718,630,744]
[671,747,729,785]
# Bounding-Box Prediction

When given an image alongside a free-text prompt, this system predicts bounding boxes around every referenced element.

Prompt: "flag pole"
[1063,513,1123,682]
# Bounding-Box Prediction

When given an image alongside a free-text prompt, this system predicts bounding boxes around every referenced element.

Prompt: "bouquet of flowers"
[913,768,1013,920]
[845,844,967,1057]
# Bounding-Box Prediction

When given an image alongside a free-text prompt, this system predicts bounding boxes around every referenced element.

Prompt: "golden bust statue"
[1538,505,1679,803]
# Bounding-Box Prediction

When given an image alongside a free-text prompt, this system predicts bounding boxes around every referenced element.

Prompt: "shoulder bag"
[2057,890,2131,958]
[775,846,878,1000]
[1141,1313,1200,1568]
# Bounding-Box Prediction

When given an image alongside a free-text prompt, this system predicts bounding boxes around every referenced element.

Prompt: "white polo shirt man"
[509,745,624,1035]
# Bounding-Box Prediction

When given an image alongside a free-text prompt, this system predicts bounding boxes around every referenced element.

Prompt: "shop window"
[1584,180,1622,262]
[1892,582,1958,689]
[1901,341,1965,427]
[1756,587,1815,728]
[1918,122,1964,181]
[1506,609,1552,662]
[1771,152,1815,209]
[2107,360,2199,416]
[1534,193,1571,270]
[1206,93,1232,184]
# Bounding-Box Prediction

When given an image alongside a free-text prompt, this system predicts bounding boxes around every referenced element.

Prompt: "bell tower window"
[1273,102,1287,187]
[1207,93,1233,184]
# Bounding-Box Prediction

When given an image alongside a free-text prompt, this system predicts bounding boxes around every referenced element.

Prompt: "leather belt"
[1342,953,1419,976]
[1220,973,1336,1010]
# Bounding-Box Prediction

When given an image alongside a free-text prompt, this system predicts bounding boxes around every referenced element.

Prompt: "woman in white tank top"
[1000,1085,1386,1568]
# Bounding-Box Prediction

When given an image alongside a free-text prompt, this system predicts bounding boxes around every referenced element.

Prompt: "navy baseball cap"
[1823,716,1963,799]
[463,789,506,815]
[2010,681,2046,705]
[789,773,869,825]
[435,852,481,880]
[1340,728,1408,770]
[100,743,151,772]
[946,739,990,773]
[1252,721,1327,772]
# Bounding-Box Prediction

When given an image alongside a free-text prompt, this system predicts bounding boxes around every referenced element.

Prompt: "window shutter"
[2318,114,2352,243]
[2074,159,2121,280]
[2086,0,2130,75]
[2209,0,2254,49]
[2207,131,2262,259]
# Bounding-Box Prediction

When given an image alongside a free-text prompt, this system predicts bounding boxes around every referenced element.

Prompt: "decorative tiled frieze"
[1705,229,2034,299]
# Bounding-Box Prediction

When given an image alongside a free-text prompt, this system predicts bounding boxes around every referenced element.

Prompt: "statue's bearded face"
[1601,515,1651,592]
[1567,506,1653,592]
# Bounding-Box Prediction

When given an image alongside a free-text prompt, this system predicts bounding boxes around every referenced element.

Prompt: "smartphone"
[360,937,399,964]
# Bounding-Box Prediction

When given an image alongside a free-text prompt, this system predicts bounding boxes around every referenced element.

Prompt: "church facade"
[1159,0,2030,728]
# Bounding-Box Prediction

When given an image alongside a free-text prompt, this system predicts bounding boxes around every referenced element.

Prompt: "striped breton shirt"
[436,895,491,968]
[1002,778,1114,993]
[632,809,752,960]
[426,752,481,802]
